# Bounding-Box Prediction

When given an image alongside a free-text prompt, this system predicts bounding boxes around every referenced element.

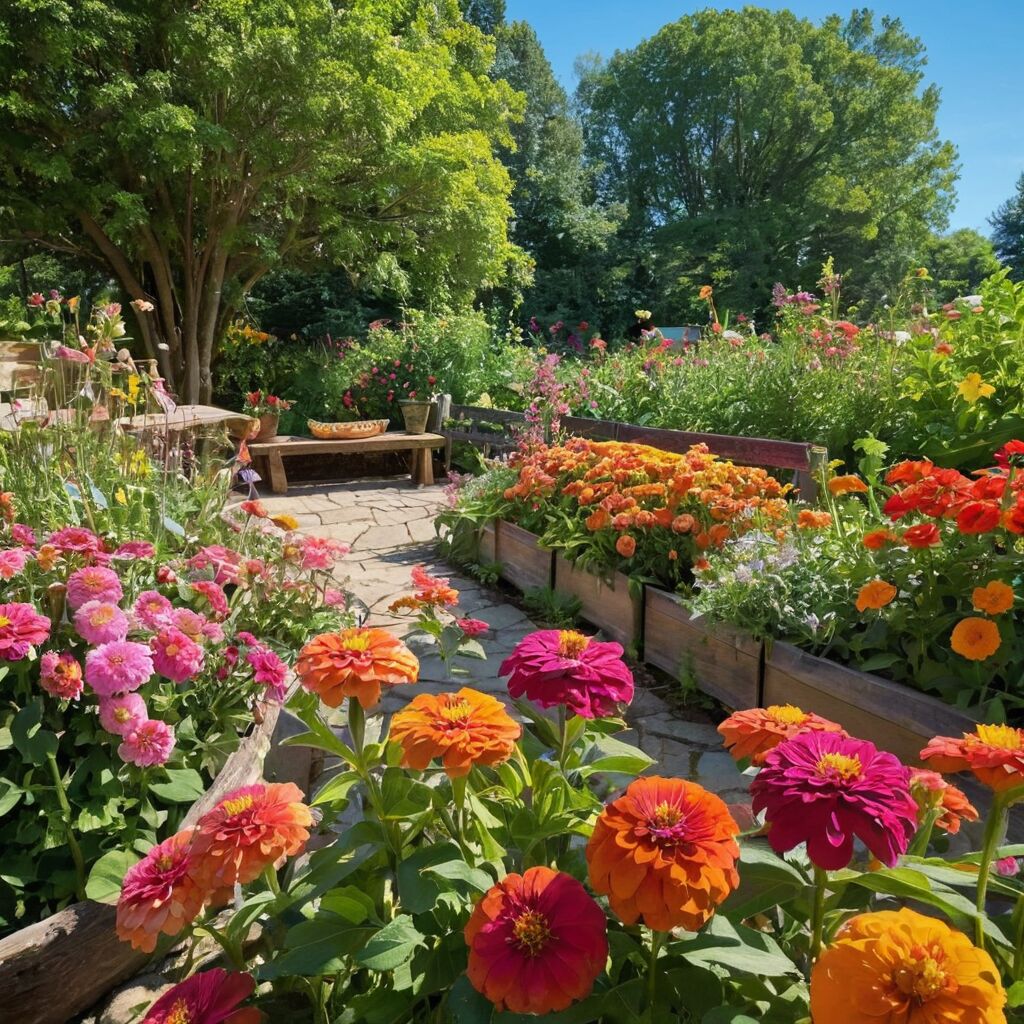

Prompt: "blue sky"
[504,1,1024,234]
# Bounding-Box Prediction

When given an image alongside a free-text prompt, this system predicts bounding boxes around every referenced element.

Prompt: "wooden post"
[267,448,288,494]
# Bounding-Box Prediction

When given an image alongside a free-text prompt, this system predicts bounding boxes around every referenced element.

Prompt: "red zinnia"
[902,522,941,548]
[994,440,1024,468]
[957,501,1001,535]
[141,969,260,1024]
[465,866,607,1015]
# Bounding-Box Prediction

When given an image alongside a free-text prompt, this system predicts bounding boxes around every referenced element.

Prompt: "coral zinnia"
[750,732,917,870]
[855,580,897,612]
[908,768,979,836]
[390,688,522,777]
[810,908,1005,1024]
[141,968,261,1024]
[190,782,313,887]
[295,627,418,709]
[465,866,607,1015]
[499,629,634,719]
[39,651,83,700]
[0,602,50,660]
[972,581,1015,616]
[921,724,1024,793]
[718,704,846,765]
[950,617,1001,661]
[586,776,739,932]
[117,829,206,952]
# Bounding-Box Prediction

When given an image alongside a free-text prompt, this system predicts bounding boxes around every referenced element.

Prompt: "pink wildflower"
[99,693,148,736]
[39,651,84,700]
[298,535,350,571]
[0,602,50,660]
[247,647,289,702]
[66,565,123,611]
[113,540,156,560]
[188,545,243,586]
[457,618,490,637]
[323,588,347,607]
[0,547,29,580]
[134,590,174,629]
[74,600,130,644]
[118,718,175,767]
[151,628,205,683]
[85,640,154,695]
[10,523,36,547]
[191,580,229,618]
[997,856,1021,877]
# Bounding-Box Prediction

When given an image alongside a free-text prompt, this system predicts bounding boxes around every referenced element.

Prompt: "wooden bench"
[249,432,445,495]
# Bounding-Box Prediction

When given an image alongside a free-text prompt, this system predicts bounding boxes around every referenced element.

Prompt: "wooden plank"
[444,429,518,449]
[120,404,256,437]
[478,522,497,564]
[553,554,641,649]
[495,520,553,592]
[642,587,762,709]
[249,432,444,457]
[561,416,618,440]
[449,405,526,426]
[763,641,977,764]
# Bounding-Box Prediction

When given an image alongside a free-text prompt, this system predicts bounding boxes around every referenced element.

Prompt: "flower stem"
[263,863,281,896]
[809,865,828,967]
[646,929,663,1013]
[906,807,942,858]
[975,794,1008,948]
[557,705,572,771]
[1012,893,1024,979]
[47,753,86,900]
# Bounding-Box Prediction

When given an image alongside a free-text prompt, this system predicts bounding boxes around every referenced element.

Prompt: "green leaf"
[148,768,205,803]
[12,701,59,765]
[0,778,24,818]
[320,885,376,925]
[448,975,494,1024]
[423,859,494,893]
[267,913,374,977]
[677,917,802,978]
[722,842,807,919]
[354,914,426,971]
[311,769,361,807]
[86,848,139,904]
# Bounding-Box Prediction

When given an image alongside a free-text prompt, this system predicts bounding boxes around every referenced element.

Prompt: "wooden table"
[249,432,445,494]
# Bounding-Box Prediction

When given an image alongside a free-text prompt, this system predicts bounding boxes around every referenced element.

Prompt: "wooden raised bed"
[642,587,762,709]
[477,521,497,565]
[553,553,641,649]
[494,521,553,593]
[762,642,978,764]
[0,702,284,1024]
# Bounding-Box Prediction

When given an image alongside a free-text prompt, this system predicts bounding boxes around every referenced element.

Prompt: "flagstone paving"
[259,477,752,807]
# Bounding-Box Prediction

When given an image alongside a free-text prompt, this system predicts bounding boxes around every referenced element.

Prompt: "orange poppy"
[828,474,869,497]
[972,581,1015,616]
[810,908,1005,1024]
[389,688,521,777]
[296,627,419,708]
[855,580,897,612]
[586,776,739,932]
[950,618,1001,661]
[921,724,1024,793]
[718,705,846,765]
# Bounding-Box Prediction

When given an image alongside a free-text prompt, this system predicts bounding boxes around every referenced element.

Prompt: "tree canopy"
[576,7,958,320]
[991,173,1024,280]
[0,0,524,400]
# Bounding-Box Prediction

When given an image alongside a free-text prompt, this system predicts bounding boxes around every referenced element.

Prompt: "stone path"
[259,477,752,806]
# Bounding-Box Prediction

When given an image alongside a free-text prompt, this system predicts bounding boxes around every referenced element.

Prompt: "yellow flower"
[957,373,995,404]
[67,296,80,312]
[109,388,129,402]
[271,513,299,531]
[115,488,128,506]
[127,375,141,402]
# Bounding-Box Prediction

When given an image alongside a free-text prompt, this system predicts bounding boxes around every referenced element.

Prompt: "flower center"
[438,699,472,724]
[766,704,807,725]
[511,909,551,957]
[815,752,862,781]
[165,643,180,657]
[164,998,192,1024]
[646,799,691,845]
[0,616,10,627]
[156,854,175,871]
[975,724,1022,750]
[114,707,131,722]
[892,945,953,1003]
[342,633,372,652]
[91,606,115,625]
[222,794,256,816]
[558,630,590,659]
[110,654,124,666]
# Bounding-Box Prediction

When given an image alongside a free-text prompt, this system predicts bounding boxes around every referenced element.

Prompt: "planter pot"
[554,553,641,649]
[494,520,553,593]
[477,521,497,565]
[252,412,279,442]
[0,703,286,1024]
[642,587,762,709]
[763,641,978,765]
[399,400,433,435]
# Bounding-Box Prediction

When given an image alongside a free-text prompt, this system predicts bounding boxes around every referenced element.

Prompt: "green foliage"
[992,172,1024,280]
[521,586,582,629]
[919,229,1001,304]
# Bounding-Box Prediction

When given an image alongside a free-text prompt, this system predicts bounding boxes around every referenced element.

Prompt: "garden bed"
[553,553,642,649]
[494,520,553,592]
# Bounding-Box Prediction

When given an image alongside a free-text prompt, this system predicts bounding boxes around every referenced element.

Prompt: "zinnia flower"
[750,732,917,870]
[247,646,289,701]
[465,866,607,1015]
[74,600,130,644]
[66,565,123,610]
[972,581,1014,616]
[855,580,897,612]
[0,547,29,580]
[296,628,418,709]
[810,908,1005,1024]
[921,724,1024,793]
[270,513,299,531]
[390,688,522,777]
[298,535,350,571]
[908,768,979,836]
[116,830,206,952]
[39,651,83,700]
[135,590,174,629]
[456,617,490,637]
[190,782,313,887]
[100,693,149,736]
[47,525,102,555]
[151,627,205,683]
[950,617,1001,661]
[615,534,636,557]
[902,523,941,548]
[718,704,846,765]
[140,968,260,1024]
[112,540,156,560]
[119,718,175,767]
[587,776,739,932]
[828,474,869,496]
[500,629,634,719]
[0,602,50,660]
[191,579,229,617]
[85,640,154,695]
[10,523,36,547]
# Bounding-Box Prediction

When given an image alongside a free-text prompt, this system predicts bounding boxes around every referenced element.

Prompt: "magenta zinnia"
[0,602,50,660]
[499,629,634,718]
[750,732,917,870]
[140,968,260,1024]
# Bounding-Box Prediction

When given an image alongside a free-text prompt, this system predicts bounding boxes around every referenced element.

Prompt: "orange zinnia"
[718,704,846,765]
[190,782,313,887]
[972,581,1015,616]
[828,474,869,497]
[797,509,833,529]
[908,768,979,836]
[855,579,898,612]
[862,528,898,550]
[811,908,1005,1024]
[586,776,739,932]
[615,534,636,557]
[950,617,1001,661]
[296,627,419,708]
[921,724,1024,793]
[390,688,521,777]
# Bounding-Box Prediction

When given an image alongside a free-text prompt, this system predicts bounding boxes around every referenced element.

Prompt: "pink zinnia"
[134,590,174,629]
[74,600,130,644]
[156,564,178,584]
[47,525,102,555]
[0,547,29,580]
[66,565,123,610]
[0,602,50,660]
[247,647,289,701]
[85,640,154,695]
[299,536,350,571]
[170,607,209,640]
[39,651,84,700]
[322,587,347,608]
[140,968,259,1024]
[499,629,634,719]
[750,732,917,870]
[10,523,37,547]
[188,545,243,586]
[191,579,229,618]
[119,718,175,766]
[99,692,148,735]
[151,627,205,683]
[457,617,490,637]
[113,540,156,560]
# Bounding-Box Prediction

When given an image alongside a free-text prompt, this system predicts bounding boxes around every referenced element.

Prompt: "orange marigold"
[908,768,979,836]
[390,688,521,777]
[828,474,869,497]
[296,627,418,708]
[810,908,1005,1024]
[950,617,1001,661]
[190,782,313,887]
[921,724,1024,793]
[718,705,846,765]
[797,509,833,529]
[586,776,739,932]
[972,581,1015,616]
[855,579,898,612]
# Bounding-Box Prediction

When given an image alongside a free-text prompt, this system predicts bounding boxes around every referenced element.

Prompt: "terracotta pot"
[399,399,433,434]
[252,413,279,442]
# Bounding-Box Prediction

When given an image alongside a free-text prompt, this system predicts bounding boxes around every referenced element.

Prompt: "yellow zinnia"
[957,373,995,404]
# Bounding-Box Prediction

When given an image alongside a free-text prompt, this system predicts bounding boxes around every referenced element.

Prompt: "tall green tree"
[991,173,1024,280]
[577,8,957,319]
[919,228,1001,302]
[0,0,523,401]
[459,0,506,34]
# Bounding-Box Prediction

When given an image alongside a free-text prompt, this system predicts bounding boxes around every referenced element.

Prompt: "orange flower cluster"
[718,704,846,765]
[389,564,459,612]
